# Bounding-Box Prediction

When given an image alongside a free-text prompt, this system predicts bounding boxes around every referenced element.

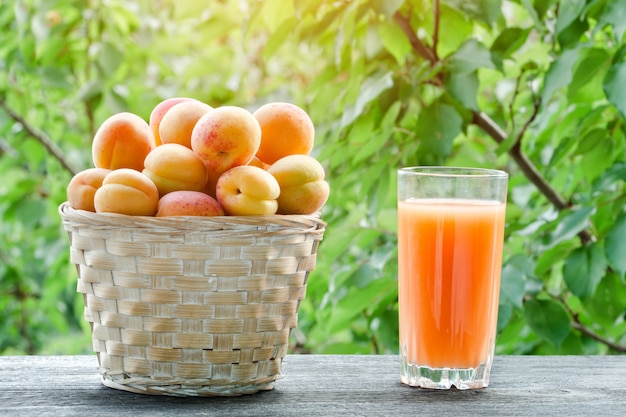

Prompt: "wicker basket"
[58,202,326,396]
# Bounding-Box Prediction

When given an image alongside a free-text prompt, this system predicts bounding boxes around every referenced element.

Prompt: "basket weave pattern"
[58,202,326,396]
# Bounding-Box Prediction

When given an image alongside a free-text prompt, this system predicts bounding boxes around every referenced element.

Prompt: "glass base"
[400,355,492,390]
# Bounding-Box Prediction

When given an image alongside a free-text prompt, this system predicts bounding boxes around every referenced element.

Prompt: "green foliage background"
[1,0,625,355]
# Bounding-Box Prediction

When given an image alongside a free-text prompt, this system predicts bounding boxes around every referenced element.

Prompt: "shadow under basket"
[58,202,326,396]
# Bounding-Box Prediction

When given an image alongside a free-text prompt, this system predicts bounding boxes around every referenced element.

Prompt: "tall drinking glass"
[397,167,508,389]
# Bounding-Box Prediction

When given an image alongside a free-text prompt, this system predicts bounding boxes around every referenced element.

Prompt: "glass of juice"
[397,166,508,389]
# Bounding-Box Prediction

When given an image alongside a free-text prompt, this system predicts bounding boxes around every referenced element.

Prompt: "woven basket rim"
[58,202,327,234]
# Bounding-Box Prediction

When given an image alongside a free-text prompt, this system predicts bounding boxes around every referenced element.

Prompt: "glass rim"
[398,166,508,178]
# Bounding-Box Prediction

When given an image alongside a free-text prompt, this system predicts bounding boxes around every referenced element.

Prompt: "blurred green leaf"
[541,46,581,107]
[558,0,585,23]
[588,272,626,327]
[497,302,513,331]
[373,0,405,18]
[603,47,626,119]
[445,70,479,110]
[262,17,298,59]
[259,0,295,31]
[533,0,557,19]
[563,243,607,299]
[340,72,394,128]
[327,278,395,334]
[574,128,605,155]
[555,0,588,48]
[541,207,594,250]
[605,212,626,278]
[443,0,502,24]
[15,199,47,228]
[446,39,495,74]
[435,4,474,57]
[415,99,464,163]
[592,162,626,193]
[77,79,103,102]
[580,134,615,182]
[94,41,124,76]
[568,48,612,101]
[353,131,387,164]
[490,27,531,65]
[568,113,617,182]
[378,17,411,65]
[500,263,526,309]
[109,5,139,36]
[595,0,626,42]
[524,298,571,348]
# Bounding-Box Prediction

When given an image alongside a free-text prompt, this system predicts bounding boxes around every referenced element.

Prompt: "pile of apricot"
[66,100,329,217]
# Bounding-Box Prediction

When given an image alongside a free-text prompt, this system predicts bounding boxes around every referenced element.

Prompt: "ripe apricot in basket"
[94,168,159,216]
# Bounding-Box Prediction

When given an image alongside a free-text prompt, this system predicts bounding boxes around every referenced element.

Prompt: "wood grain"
[1,355,625,416]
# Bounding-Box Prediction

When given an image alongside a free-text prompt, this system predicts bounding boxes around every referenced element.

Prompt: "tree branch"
[0,98,79,176]
[393,12,438,66]
[514,97,541,148]
[560,295,626,353]
[570,321,626,353]
[508,72,524,136]
[471,110,594,245]
[470,110,570,208]
[394,10,593,245]
[394,10,567,208]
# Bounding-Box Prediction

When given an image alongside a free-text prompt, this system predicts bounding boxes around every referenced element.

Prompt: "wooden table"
[1,354,625,416]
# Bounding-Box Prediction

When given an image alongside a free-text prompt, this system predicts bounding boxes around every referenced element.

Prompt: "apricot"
[66,168,112,212]
[202,171,220,199]
[159,100,213,148]
[155,191,224,217]
[191,106,262,179]
[248,156,270,170]
[253,102,314,165]
[94,168,159,216]
[267,154,330,214]
[149,97,195,146]
[142,143,208,196]
[92,112,155,171]
[216,165,280,216]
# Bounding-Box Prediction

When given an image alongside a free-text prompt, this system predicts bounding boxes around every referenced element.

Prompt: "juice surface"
[398,198,506,368]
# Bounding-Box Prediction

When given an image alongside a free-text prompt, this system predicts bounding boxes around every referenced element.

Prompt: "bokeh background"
[1,0,625,356]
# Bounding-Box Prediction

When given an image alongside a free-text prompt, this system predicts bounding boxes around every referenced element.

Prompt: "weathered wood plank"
[1,355,625,416]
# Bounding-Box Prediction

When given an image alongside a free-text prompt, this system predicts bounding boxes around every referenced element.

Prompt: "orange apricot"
[149,97,195,146]
[191,106,262,178]
[159,100,213,148]
[142,143,208,196]
[247,156,270,170]
[92,112,155,171]
[216,165,280,216]
[267,154,329,214]
[66,168,112,212]
[94,169,159,216]
[156,191,224,217]
[253,102,314,165]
